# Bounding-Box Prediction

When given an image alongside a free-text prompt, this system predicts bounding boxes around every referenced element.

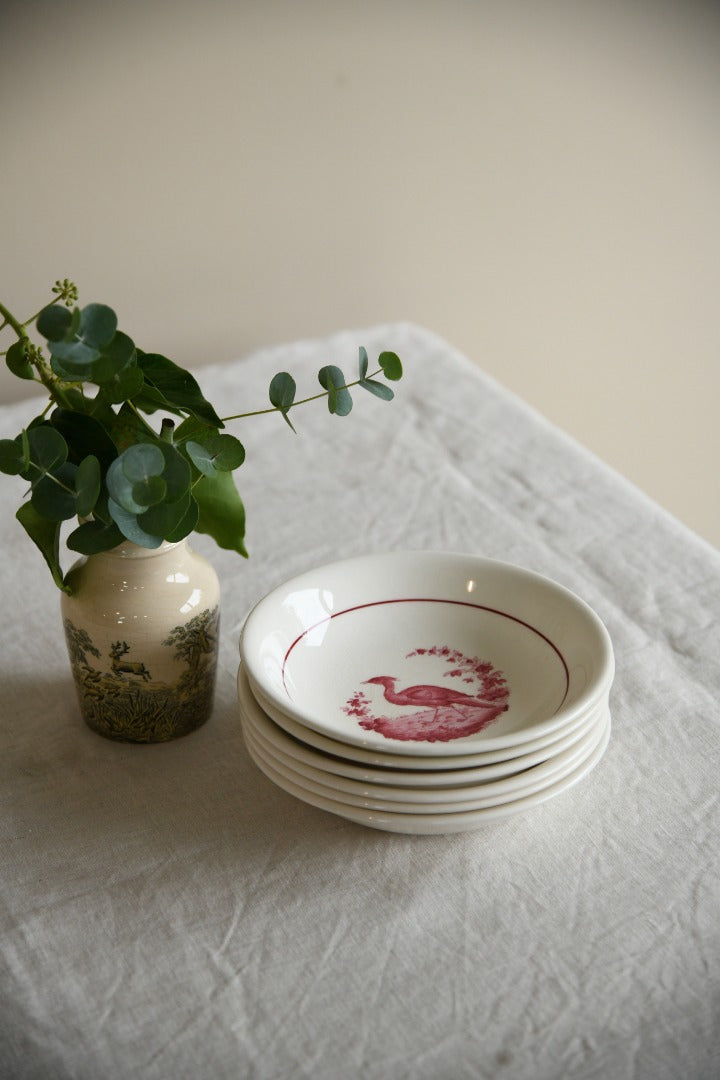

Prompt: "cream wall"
[2,0,719,546]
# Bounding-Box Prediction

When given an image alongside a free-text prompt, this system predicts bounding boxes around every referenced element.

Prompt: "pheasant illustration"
[364,676,493,713]
[352,668,510,742]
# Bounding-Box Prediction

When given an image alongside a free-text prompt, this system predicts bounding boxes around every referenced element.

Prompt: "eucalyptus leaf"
[269,372,297,432]
[90,331,135,385]
[378,350,403,381]
[358,346,369,380]
[186,434,245,477]
[67,518,125,555]
[31,462,78,520]
[6,340,34,380]
[106,456,148,514]
[75,454,101,517]
[27,425,68,476]
[359,378,394,401]
[0,437,24,475]
[318,365,353,416]
[132,475,167,507]
[108,497,164,547]
[48,337,100,367]
[78,303,117,348]
[121,443,165,483]
[139,492,192,537]
[36,304,73,342]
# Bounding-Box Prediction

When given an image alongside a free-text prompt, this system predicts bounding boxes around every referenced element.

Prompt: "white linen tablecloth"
[1,324,718,1080]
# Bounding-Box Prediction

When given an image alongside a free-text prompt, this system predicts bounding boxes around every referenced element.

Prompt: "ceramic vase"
[60,538,220,743]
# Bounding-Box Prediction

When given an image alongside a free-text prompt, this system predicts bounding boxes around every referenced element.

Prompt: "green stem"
[220,368,384,423]
[0,301,27,340]
[21,295,62,329]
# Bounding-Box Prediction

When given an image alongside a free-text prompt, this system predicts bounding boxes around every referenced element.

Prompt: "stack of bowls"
[237,552,614,835]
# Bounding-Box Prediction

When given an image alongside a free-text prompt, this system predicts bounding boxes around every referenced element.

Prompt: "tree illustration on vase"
[342,645,510,742]
[63,606,220,742]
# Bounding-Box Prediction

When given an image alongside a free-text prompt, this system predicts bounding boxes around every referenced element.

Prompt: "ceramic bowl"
[239,551,614,757]
[243,666,606,771]
[243,717,612,835]
[237,664,607,786]
[241,704,609,811]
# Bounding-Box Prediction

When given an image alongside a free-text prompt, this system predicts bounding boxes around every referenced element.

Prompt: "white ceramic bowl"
[243,717,612,835]
[238,663,608,787]
[243,666,606,771]
[240,551,614,757]
[241,705,609,811]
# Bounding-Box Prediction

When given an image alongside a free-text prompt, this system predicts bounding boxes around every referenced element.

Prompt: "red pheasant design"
[364,676,497,713]
[343,649,510,743]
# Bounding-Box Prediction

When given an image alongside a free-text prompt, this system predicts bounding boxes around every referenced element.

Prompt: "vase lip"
[99,538,187,559]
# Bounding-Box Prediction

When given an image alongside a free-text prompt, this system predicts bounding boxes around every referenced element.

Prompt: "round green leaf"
[6,340,34,380]
[358,346,369,380]
[378,350,403,381]
[30,463,78,521]
[49,351,94,381]
[106,456,147,514]
[49,337,99,369]
[74,454,101,517]
[121,443,165,483]
[207,434,245,471]
[27,425,68,474]
[79,303,117,348]
[90,331,136,385]
[67,518,125,555]
[359,378,394,401]
[132,475,167,507]
[269,372,296,411]
[139,492,192,538]
[36,304,73,342]
[186,434,245,477]
[108,498,163,547]
[0,437,24,475]
[318,365,353,416]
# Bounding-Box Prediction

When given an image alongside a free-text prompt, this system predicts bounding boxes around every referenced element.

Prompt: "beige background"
[2,0,719,547]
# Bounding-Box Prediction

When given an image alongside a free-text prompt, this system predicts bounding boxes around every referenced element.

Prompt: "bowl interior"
[239,552,614,755]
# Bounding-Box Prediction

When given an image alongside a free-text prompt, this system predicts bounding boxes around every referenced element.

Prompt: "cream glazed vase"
[60,538,220,743]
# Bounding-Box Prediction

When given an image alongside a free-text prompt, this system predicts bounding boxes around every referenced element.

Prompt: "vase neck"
[99,538,188,560]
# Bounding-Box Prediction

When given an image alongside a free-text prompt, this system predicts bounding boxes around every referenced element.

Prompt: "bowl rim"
[239,550,615,756]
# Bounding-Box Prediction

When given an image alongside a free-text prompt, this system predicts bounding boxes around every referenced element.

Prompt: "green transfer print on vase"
[64,606,220,742]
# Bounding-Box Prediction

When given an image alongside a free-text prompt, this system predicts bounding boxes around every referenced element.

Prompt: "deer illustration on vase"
[109,641,152,681]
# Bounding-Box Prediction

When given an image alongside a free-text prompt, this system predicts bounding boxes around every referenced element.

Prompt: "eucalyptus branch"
[220,368,387,423]
[0,281,403,588]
